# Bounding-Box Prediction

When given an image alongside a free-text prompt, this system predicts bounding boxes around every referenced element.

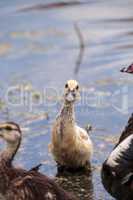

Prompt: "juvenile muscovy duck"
[101,114,133,200]
[49,80,93,169]
[0,122,77,200]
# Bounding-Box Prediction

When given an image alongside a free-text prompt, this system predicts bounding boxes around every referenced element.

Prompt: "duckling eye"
[65,83,68,89]
[76,85,79,90]
[5,126,12,131]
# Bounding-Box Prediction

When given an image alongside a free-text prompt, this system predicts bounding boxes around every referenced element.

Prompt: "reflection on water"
[55,167,93,200]
[0,0,133,199]
[18,1,83,12]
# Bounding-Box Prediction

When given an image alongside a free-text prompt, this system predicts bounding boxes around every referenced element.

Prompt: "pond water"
[0,0,133,199]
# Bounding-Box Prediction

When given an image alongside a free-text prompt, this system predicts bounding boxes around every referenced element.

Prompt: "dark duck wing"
[120,63,133,74]
[101,114,133,200]
[117,113,133,145]
[6,171,77,200]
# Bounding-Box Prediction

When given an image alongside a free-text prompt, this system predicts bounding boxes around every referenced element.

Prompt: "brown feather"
[0,122,77,200]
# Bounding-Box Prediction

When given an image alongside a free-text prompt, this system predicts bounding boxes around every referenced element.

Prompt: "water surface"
[0,0,133,199]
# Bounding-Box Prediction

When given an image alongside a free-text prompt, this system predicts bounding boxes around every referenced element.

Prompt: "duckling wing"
[29,163,42,172]
[6,171,77,200]
[76,126,90,141]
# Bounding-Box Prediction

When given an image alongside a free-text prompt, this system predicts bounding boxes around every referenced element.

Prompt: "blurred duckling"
[0,122,77,200]
[49,80,93,169]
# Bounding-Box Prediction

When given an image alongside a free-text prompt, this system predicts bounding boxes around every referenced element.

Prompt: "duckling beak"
[66,91,75,102]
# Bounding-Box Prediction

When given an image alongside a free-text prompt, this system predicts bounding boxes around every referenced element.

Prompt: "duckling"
[0,122,77,200]
[49,80,93,169]
[101,114,133,200]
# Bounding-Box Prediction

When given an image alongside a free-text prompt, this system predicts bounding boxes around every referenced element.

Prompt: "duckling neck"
[0,140,20,165]
[0,141,20,195]
[60,101,75,124]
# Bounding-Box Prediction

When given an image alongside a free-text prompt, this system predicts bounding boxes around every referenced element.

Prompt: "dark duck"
[101,114,133,200]
[0,122,77,200]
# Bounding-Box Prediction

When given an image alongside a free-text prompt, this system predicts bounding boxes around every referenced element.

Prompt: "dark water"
[0,0,133,199]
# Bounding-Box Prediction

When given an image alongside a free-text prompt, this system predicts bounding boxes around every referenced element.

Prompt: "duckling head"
[64,80,80,103]
[0,122,21,144]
